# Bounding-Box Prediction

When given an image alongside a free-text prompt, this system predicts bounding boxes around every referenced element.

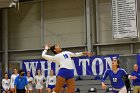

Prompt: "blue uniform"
[131,71,140,86]
[14,76,28,89]
[102,68,127,89]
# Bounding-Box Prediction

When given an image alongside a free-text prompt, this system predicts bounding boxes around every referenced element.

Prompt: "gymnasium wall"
[92,0,140,55]
[7,0,85,64]
[2,0,140,70]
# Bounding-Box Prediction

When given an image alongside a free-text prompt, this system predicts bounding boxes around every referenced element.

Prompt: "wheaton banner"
[22,55,118,77]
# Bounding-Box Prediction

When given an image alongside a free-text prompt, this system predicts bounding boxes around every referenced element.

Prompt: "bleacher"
[75,76,111,93]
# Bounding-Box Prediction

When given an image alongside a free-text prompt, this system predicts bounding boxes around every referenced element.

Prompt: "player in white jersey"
[10,69,18,93]
[34,69,45,93]
[2,73,10,93]
[42,44,91,93]
[26,71,34,93]
[46,70,56,93]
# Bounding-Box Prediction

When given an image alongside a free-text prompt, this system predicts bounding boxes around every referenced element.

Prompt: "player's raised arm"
[42,44,55,62]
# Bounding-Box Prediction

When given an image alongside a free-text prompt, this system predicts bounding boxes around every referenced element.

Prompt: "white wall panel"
[100,45,131,55]
[8,3,41,50]
[44,0,85,47]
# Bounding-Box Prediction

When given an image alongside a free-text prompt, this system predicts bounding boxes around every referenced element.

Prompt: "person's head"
[112,57,120,68]
[134,64,138,71]
[37,69,41,75]
[50,44,62,54]
[19,69,25,77]
[4,73,8,79]
[50,70,54,76]
[13,68,18,74]
[27,71,31,77]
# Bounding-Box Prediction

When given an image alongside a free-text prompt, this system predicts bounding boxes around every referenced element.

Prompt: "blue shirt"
[102,68,127,88]
[131,71,140,86]
[14,76,28,89]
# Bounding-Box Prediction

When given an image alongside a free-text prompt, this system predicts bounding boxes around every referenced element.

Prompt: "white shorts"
[113,86,127,93]
[36,84,43,89]
[25,86,33,90]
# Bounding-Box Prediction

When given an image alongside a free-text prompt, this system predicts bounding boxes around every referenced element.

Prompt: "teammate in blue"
[42,43,91,93]
[101,57,136,93]
[131,64,140,93]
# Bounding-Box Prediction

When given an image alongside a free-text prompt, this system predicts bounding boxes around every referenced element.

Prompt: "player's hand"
[83,52,93,57]
[102,83,107,90]
[130,76,137,80]
[45,43,51,50]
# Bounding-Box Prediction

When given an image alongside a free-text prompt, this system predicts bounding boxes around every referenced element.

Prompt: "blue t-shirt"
[102,68,127,88]
[14,76,28,89]
[131,71,140,86]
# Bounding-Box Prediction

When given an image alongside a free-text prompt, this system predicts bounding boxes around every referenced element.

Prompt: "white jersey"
[34,75,45,89]
[2,79,10,91]
[42,50,83,69]
[26,77,34,90]
[10,74,18,88]
[46,76,56,87]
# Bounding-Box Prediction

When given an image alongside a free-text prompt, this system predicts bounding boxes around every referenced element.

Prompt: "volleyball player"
[42,43,91,93]
[10,69,18,93]
[46,70,56,93]
[101,57,137,93]
[34,69,45,93]
[26,71,34,93]
[2,73,10,93]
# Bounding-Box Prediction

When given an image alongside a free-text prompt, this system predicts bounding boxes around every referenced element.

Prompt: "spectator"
[14,69,28,93]
[131,64,140,93]
[2,73,10,93]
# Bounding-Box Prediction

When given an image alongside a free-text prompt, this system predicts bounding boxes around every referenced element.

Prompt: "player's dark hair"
[50,45,57,54]
[117,60,120,68]
[36,69,42,75]
[18,69,24,74]
[4,73,9,79]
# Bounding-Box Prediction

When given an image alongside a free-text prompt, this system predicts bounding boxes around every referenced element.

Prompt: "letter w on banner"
[22,55,119,77]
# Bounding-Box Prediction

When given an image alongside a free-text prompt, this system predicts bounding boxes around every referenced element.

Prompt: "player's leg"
[54,76,66,93]
[36,89,40,93]
[61,87,65,93]
[29,90,33,93]
[40,88,43,93]
[66,78,75,93]
[47,88,52,93]
[10,88,15,93]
